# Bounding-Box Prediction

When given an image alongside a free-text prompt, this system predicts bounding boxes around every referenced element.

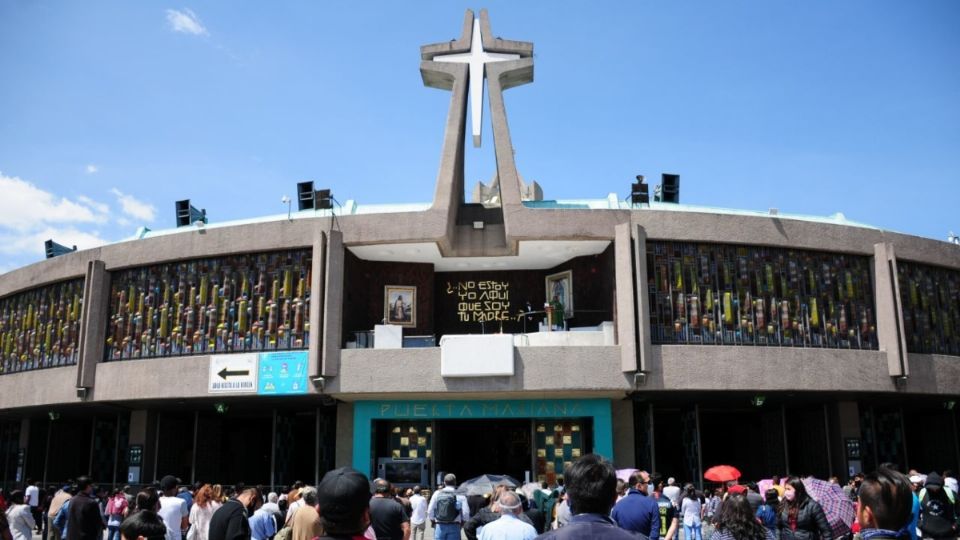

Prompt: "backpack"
[756,504,777,529]
[434,492,460,523]
[919,493,957,538]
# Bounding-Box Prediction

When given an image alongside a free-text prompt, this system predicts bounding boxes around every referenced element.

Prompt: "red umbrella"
[704,465,742,482]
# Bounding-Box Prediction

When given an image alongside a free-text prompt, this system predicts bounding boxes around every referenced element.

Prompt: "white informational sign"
[440,334,514,377]
[208,354,258,393]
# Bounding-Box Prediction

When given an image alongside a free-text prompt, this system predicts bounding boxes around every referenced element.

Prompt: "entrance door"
[434,420,531,482]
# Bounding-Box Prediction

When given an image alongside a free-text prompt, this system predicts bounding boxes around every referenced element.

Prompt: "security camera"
[311,376,325,392]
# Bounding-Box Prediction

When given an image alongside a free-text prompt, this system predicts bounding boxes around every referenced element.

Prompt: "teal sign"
[257,351,308,395]
[352,398,613,477]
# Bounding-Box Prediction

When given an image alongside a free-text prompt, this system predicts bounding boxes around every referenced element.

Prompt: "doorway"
[434,419,532,482]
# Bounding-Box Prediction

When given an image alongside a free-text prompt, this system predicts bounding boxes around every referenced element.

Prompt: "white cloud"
[77,195,110,215]
[85,164,98,174]
[0,227,109,257]
[0,172,114,261]
[166,8,208,36]
[0,172,109,231]
[110,188,157,222]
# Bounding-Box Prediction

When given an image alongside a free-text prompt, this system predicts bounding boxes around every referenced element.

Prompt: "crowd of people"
[0,458,956,540]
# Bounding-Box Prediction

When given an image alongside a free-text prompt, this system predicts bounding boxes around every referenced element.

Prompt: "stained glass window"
[105,249,311,360]
[646,242,878,349]
[897,261,960,356]
[0,278,84,374]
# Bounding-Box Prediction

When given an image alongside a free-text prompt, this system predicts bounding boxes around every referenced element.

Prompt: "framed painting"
[384,285,417,327]
[545,270,573,318]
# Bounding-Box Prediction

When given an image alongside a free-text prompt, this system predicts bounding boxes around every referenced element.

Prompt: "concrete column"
[128,410,156,485]
[633,225,653,373]
[835,401,861,477]
[321,230,344,377]
[335,402,354,469]
[611,399,635,468]
[77,260,110,396]
[614,223,638,372]
[308,232,327,378]
[873,243,909,377]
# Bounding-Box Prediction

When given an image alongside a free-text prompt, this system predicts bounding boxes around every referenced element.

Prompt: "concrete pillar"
[335,402,353,469]
[615,223,638,372]
[835,401,861,478]
[308,232,327,378]
[611,399,635,468]
[633,225,653,373]
[77,260,110,396]
[321,230,344,377]
[128,410,156,485]
[873,243,909,378]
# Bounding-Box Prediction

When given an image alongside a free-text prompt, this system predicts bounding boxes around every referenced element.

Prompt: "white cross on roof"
[433,18,520,148]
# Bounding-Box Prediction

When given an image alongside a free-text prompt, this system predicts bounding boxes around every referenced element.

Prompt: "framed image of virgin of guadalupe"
[545,270,573,319]
[384,285,417,327]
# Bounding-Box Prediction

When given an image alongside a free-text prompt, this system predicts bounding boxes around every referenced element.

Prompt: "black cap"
[925,472,943,487]
[160,476,178,491]
[317,467,371,525]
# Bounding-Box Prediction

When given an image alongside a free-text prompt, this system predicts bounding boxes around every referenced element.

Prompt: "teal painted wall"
[351,398,613,477]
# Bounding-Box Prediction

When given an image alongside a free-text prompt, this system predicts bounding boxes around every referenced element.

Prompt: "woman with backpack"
[918,473,957,540]
[680,484,703,540]
[756,489,779,538]
[711,493,775,540]
[105,488,129,540]
[778,477,832,540]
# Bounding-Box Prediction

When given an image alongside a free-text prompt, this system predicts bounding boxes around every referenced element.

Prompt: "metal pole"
[191,411,199,485]
[112,413,121,488]
[823,404,833,478]
[270,409,277,491]
[42,419,52,486]
[88,417,97,476]
[782,405,790,475]
[870,406,879,470]
[951,407,960,473]
[153,413,161,483]
[649,403,656,473]
[899,407,909,471]
[694,404,704,491]
[314,408,321,486]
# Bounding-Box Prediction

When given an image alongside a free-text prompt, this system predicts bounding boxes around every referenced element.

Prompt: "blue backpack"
[756,504,777,529]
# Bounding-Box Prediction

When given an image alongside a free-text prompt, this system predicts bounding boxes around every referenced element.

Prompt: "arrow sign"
[218,367,250,380]
[208,354,258,394]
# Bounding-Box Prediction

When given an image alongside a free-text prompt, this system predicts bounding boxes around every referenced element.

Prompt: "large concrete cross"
[432,17,519,147]
[420,10,533,255]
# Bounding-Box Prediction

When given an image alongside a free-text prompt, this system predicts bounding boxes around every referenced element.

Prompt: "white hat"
[909,475,923,484]
[944,477,958,493]
[667,477,676,485]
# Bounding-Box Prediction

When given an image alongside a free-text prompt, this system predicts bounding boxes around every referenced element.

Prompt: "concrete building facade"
[0,10,958,490]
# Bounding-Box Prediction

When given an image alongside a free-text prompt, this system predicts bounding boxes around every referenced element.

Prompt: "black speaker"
[44,240,77,259]
[661,173,679,203]
[630,182,649,205]
[316,189,333,210]
[297,181,316,211]
[175,200,206,227]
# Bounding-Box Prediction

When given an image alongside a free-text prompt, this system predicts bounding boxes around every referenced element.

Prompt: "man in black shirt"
[208,487,261,540]
[66,477,103,540]
[369,479,410,540]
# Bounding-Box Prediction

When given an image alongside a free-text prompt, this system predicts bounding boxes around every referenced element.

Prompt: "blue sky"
[1,1,958,273]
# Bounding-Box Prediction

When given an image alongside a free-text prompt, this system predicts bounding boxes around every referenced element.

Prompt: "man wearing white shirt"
[408,486,428,540]
[157,476,189,540]
[478,492,536,540]
[25,478,41,534]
